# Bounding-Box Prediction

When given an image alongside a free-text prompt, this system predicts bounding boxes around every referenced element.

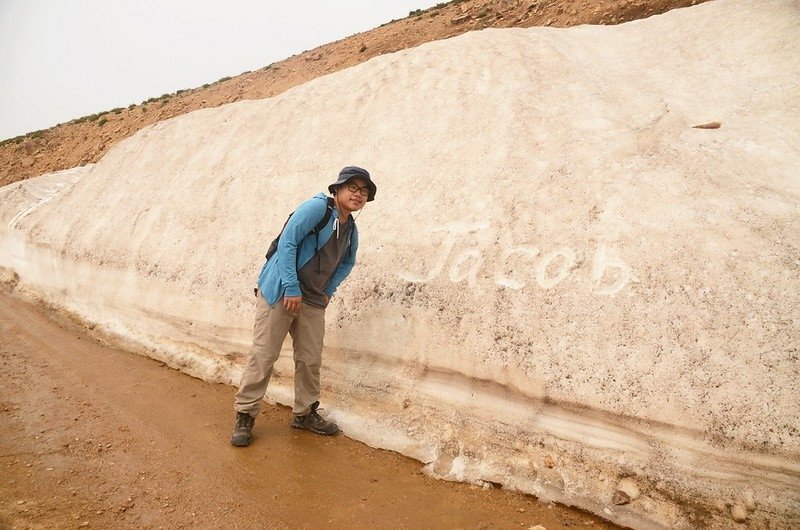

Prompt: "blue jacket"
[257,193,358,305]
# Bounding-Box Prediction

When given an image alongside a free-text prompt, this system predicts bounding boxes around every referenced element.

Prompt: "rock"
[731,504,748,522]
[691,121,721,129]
[612,490,631,505]
[543,454,554,468]
[451,14,471,24]
[742,490,756,511]
[617,477,640,500]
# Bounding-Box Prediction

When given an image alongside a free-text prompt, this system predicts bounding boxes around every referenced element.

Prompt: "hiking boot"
[291,401,339,435]
[230,411,255,446]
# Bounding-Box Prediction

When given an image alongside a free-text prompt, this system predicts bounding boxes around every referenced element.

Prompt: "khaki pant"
[234,293,325,417]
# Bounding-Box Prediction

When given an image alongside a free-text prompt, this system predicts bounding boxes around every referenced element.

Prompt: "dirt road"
[0,291,617,529]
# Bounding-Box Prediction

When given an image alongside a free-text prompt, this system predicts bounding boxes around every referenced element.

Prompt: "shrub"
[98,118,108,126]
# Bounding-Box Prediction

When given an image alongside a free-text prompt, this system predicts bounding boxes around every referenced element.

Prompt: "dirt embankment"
[0,0,707,188]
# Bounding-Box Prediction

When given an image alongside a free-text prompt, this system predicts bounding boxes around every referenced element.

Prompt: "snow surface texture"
[1,0,799,527]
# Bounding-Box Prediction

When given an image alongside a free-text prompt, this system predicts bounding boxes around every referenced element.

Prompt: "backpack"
[265,196,335,262]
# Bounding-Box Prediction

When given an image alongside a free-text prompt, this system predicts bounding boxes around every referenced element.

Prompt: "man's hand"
[283,296,302,314]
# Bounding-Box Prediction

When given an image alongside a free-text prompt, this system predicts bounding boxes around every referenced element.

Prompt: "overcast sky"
[0,0,442,140]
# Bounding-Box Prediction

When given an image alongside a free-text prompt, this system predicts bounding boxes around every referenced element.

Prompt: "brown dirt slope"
[0,0,708,187]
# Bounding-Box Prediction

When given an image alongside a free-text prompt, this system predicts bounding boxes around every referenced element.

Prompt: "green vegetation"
[98,118,108,126]
[0,134,25,146]
[0,128,47,147]
[217,76,232,83]
[408,0,466,18]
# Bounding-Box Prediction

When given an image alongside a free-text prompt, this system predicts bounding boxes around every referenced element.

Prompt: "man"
[231,166,376,446]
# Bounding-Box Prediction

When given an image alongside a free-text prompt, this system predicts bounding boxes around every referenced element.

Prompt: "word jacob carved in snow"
[398,222,633,295]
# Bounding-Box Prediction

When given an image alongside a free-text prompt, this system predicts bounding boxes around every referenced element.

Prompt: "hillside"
[0,0,707,187]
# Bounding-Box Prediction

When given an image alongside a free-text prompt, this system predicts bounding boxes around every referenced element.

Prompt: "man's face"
[337,178,369,212]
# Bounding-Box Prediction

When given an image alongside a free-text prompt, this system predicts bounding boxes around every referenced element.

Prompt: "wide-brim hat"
[328,166,377,202]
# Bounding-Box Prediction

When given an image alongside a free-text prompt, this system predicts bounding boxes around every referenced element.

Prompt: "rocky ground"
[0,0,708,187]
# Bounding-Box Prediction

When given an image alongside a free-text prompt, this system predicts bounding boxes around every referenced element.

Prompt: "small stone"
[731,504,748,522]
[528,526,546,530]
[16,500,25,505]
[543,454,554,468]
[691,121,721,129]
[742,490,756,511]
[79,522,89,528]
[612,490,631,505]
[617,477,640,500]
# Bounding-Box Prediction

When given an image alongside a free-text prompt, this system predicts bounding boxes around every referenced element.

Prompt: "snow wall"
[1,0,798,527]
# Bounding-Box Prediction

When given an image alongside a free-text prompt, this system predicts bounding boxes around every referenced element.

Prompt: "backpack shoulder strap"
[265,197,334,261]
[312,197,335,234]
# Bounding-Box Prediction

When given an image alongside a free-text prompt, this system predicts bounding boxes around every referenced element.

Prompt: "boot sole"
[290,423,339,436]
[230,435,252,446]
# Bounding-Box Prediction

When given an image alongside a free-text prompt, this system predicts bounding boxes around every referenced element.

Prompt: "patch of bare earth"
[0,0,709,187]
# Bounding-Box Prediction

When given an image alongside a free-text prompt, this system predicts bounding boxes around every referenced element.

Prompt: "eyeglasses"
[346,183,370,197]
